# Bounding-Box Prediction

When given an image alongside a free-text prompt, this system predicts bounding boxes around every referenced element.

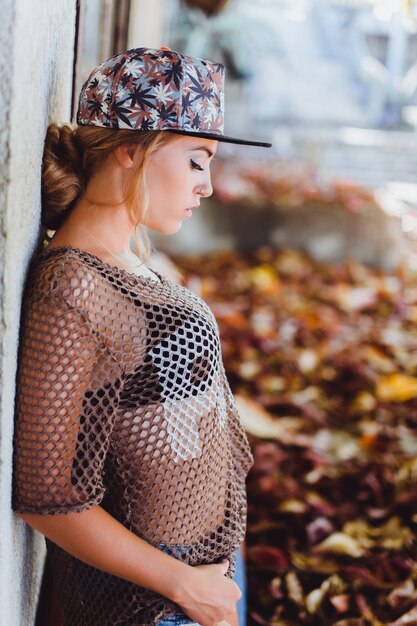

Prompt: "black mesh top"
[12,245,254,626]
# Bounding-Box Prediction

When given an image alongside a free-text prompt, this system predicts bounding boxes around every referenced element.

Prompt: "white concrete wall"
[0,1,77,624]
[128,0,166,48]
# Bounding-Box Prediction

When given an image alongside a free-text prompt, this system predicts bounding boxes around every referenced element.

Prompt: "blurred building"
[169,0,417,199]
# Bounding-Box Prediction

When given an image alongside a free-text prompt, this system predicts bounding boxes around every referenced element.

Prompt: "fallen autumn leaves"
[173,246,417,626]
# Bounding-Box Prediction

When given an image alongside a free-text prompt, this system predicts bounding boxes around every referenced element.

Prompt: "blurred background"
[2,2,417,626]
[74,0,417,266]
[71,2,417,625]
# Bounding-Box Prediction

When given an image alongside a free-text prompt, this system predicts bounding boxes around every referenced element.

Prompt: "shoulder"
[25,247,105,309]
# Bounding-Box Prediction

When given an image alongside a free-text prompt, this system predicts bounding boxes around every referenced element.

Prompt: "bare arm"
[19,504,241,626]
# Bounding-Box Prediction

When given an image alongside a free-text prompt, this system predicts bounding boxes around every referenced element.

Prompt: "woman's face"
[142,135,218,234]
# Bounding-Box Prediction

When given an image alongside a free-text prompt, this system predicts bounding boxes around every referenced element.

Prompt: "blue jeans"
[156,545,247,626]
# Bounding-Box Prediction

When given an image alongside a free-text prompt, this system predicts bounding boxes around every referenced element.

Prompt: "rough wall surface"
[0,1,76,624]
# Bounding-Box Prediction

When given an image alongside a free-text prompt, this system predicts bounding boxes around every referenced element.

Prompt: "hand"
[173,559,240,626]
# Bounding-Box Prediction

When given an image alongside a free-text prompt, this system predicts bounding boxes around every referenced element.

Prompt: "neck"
[49,158,141,260]
[63,197,135,254]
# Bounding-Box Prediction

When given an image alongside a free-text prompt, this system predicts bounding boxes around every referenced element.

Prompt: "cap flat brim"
[166,129,272,148]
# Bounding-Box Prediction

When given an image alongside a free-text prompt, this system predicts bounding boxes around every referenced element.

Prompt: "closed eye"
[190,159,204,171]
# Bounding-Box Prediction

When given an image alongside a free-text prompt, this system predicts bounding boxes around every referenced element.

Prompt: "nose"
[198,173,213,199]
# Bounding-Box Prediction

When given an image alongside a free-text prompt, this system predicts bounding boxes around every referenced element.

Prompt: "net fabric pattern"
[12,246,254,626]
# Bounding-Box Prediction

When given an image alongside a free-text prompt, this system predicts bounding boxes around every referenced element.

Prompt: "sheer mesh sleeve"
[12,293,122,515]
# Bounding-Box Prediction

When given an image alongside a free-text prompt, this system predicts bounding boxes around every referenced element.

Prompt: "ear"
[113,144,135,169]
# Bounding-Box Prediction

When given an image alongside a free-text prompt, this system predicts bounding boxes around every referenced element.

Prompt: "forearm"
[19,504,189,603]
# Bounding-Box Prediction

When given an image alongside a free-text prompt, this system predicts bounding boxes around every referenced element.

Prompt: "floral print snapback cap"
[77,47,272,148]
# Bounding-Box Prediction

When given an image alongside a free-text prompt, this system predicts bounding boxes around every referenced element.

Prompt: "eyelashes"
[190,159,204,172]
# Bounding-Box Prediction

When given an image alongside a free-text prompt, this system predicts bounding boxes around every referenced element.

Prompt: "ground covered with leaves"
[173,247,417,626]
[211,158,382,213]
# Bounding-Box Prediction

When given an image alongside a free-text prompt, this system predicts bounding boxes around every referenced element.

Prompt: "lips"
[184,203,199,217]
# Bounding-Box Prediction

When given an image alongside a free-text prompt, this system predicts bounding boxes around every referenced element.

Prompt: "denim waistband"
[156,617,199,626]
[156,543,193,560]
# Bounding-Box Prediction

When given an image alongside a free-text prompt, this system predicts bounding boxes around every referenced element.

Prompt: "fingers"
[234,583,242,601]
[217,560,242,601]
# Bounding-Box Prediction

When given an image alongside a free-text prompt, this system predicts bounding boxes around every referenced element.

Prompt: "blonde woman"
[12,47,271,626]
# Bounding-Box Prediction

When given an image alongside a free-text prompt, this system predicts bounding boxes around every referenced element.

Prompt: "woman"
[12,46,271,626]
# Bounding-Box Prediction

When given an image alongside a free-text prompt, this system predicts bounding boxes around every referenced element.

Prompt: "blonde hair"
[41,123,179,264]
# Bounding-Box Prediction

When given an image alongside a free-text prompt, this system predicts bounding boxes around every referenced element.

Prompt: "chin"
[150,222,183,235]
